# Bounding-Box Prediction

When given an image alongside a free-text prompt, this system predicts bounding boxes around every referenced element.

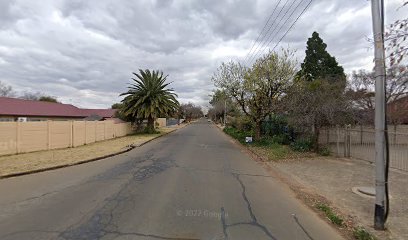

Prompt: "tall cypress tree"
[297,31,345,83]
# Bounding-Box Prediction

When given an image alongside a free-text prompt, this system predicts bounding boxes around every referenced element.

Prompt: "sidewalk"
[270,157,408,240]
[0,124,186,178]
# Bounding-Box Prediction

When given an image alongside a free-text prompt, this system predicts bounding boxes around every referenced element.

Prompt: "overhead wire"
[242,0,283,65]
[247,0,310,66]
[245,0,293,66]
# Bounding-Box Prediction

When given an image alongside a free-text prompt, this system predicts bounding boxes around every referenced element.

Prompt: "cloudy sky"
[0,0,406,109]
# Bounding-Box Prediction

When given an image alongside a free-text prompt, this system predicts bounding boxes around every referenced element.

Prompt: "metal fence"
[319,126,408,172]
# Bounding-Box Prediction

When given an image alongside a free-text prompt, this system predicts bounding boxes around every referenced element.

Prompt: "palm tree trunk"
[146,116,155,133]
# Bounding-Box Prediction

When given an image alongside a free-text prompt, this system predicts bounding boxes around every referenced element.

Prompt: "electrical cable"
[269,0,312,54]
[244,0,291,66]
[246,0,297,66]
[253,0,312,66]
[248,0,311,66]
[380,0,390,223]
[243,0,283,65]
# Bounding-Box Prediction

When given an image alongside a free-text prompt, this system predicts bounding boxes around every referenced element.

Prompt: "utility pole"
[371,0,387,230]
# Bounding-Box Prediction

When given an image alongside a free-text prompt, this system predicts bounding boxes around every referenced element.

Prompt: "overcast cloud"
[0,0,406,108]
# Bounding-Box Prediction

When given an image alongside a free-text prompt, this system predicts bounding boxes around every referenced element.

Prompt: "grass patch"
[250,144,292,161]
[353,227,376,240]
[223,127,253,144]
[223,127,310,161]
[316,203,344,226]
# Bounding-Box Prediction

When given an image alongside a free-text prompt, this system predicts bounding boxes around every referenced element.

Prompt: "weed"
[290,138,313,152]
[316,203,344,226]
[353,227,376,240]
[319,146,331,156]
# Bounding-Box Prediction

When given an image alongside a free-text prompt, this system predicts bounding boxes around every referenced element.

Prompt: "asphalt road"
[0,119,344,240]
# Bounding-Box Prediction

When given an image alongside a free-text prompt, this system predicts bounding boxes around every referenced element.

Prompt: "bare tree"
[347,66,408,124]
[0,81,14,97]
[179,103,203,122]
[286,79,352,150]
[386,1,408,65]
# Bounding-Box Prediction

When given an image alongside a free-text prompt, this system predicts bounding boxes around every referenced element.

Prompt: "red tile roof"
[0,97,116,118]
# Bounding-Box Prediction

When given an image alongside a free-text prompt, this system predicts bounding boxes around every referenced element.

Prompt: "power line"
[269,0,313,54]
[245,0,296,66]
[244,0,291,66]
[242,0,283,65]
[248,0,310,66]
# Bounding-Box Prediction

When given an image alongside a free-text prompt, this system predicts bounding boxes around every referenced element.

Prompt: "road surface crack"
[220,173,277,240]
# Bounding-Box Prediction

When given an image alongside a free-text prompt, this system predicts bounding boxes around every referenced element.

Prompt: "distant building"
[0,97,117,122]
[388,95,408,124]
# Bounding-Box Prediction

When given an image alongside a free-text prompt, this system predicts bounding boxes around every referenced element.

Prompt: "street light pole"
[371,0,387,230]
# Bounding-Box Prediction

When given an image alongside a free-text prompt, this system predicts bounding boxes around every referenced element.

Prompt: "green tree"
[213,50,297,139]
[39,96,59,103]
[120,69,179,133]
[111,103,123,109]
[297,31,345,84]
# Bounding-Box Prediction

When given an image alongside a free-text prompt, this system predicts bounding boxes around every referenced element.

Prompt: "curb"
[215,127,371,240]
[0,124,189,179]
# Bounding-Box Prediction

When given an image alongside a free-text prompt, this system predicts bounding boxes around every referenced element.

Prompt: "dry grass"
[0,126,183,177]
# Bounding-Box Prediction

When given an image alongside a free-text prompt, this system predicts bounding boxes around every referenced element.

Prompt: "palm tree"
[120,69,179,132]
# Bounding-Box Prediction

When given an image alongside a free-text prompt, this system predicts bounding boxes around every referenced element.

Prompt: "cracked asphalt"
[0,119,344,240]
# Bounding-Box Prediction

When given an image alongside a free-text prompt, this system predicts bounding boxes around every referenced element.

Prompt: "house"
[0,97,117,122]
[388,95,408,124]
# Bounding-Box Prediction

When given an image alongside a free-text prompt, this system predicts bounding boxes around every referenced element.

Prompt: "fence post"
[47,120,51,150]
[326,128,330,144]
[336,125,340,157]
[343,126,347,157]
[16,121,21,154]
[360,124,363,144]
[347,125,351,157]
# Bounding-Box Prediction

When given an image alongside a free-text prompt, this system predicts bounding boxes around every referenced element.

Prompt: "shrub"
[290,138,313,152]
[236,116,254,132]
[224,127,253,144]
[271,134,290,145]
[319,146,331,156]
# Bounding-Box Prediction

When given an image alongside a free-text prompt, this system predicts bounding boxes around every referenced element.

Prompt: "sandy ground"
[271,157,408,240]
[0,125,185,177]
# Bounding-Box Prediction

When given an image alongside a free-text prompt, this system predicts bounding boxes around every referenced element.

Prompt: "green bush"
[271,134,291,145]
[224,127,252,144]
[237,116,254,132]
[290,138,313,152]
[319,146,331,156]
